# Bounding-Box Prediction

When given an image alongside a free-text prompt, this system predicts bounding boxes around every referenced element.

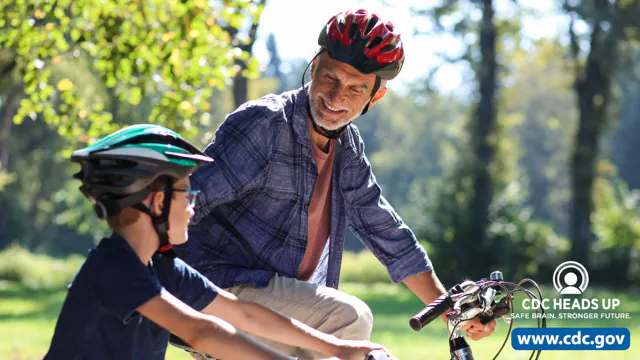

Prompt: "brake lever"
[479,296,512,325]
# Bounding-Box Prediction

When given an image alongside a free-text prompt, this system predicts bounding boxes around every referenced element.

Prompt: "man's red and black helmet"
[318,9,404,80]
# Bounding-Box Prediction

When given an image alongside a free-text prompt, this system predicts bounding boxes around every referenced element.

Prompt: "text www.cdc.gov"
[512,328,630,350]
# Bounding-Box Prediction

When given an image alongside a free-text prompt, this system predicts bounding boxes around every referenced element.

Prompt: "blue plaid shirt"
[175,86,432,290]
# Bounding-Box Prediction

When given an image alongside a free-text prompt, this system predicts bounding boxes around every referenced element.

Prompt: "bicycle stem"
[449,335,475,360]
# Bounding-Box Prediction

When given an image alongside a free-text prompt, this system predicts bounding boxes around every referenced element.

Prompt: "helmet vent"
[113,134,201,155]
[96,158,137,169]
[369,36,383,48]
[348,23,358,39]
[117,134,176,147]
[382,44,395,53]
[364,18,378,35]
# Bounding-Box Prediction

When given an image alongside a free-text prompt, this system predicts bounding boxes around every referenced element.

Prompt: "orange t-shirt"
[298,130,335,281]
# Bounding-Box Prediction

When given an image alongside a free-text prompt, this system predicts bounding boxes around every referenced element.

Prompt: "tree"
[414,0,502,276]
[564,0,640,265]
[264,33,284,92]
[0,0,266,252]
[469,0,499,259]
[223,0,267,108]
[0,52,19,173]
[502,39,576,235]
[265,33,283,79]
[358,91,466,228]
[0,0,261,146]
[0,115,97,254]
[408,2,573,284]
[609,47,640,190]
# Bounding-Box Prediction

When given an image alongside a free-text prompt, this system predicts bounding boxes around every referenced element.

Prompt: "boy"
[45,124,391,360]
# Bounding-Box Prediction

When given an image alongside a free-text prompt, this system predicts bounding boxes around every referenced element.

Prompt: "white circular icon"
[553,261,589,295]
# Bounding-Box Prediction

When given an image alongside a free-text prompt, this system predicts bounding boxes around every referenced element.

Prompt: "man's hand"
[460,318,497,341]
[332,339,391,360]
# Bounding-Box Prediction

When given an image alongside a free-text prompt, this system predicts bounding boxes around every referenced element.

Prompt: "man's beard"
[309,93,359,131]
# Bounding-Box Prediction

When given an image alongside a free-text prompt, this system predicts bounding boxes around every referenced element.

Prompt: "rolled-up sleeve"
[190,103,274,225]
[343,146,432,284]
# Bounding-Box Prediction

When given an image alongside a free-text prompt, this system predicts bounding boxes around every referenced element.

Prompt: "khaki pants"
[226,274,374,360]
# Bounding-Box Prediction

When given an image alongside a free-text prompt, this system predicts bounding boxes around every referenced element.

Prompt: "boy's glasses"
[162,189,200,207]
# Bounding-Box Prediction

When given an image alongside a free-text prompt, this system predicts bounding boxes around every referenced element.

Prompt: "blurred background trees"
[1,0,640,288]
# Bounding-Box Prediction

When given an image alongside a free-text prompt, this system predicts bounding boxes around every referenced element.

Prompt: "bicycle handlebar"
[409,292,452,331]
[408,270,545,360]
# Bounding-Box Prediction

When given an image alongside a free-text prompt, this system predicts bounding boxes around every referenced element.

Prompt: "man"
[177,9,496,358]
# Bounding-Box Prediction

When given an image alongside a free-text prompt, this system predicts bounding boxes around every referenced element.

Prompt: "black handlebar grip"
[409,292,452,331]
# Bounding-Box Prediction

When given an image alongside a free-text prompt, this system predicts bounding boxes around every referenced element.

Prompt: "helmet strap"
[95,188,153,220]
[306,103,350,139]
[155,177,173,252]
[361,75,381,116]
[301,48,325,90]
[132,177,176,258]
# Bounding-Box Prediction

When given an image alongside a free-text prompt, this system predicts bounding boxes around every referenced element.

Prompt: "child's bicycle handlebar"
[408,271,547,360]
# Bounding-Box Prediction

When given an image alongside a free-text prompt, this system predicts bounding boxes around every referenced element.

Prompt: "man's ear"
[369,87,388,107]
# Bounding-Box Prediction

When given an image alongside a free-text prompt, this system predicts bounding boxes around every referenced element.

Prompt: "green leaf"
[71,29,81,41]
[129,88,142,105]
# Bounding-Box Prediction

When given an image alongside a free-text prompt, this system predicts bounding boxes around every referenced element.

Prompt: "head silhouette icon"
[561,272,582,294]
[553,261,589,295]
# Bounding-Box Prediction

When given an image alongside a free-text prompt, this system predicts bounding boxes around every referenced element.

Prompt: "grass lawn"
[0,280,638,359]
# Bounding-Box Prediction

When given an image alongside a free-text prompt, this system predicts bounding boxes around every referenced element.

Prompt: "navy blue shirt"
[45,234,218,360]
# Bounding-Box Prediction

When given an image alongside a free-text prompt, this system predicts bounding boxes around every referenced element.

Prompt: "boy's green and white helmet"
[72,124,212,220]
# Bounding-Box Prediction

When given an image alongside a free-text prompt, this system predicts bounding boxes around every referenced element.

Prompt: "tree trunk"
[469,0,497,268]
[231,0,266,108]
[0,57,18,170]
[613,74,640,190]
[232,70,249,109]
[570,24,614,265]
[0,92,17,169]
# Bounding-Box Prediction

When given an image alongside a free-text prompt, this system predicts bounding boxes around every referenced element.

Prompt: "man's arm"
[342,133,495,339]
[201,289,388,360]
[190,104,274,225]
[402,270,448,322]
[137,292,290,360]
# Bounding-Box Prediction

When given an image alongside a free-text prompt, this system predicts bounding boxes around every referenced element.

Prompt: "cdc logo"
[553,261,589,295]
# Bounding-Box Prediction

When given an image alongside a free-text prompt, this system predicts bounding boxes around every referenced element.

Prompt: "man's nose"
[326,85,346,104]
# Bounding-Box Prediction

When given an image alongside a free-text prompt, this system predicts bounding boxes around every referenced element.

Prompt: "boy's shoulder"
[75,234,159,291]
